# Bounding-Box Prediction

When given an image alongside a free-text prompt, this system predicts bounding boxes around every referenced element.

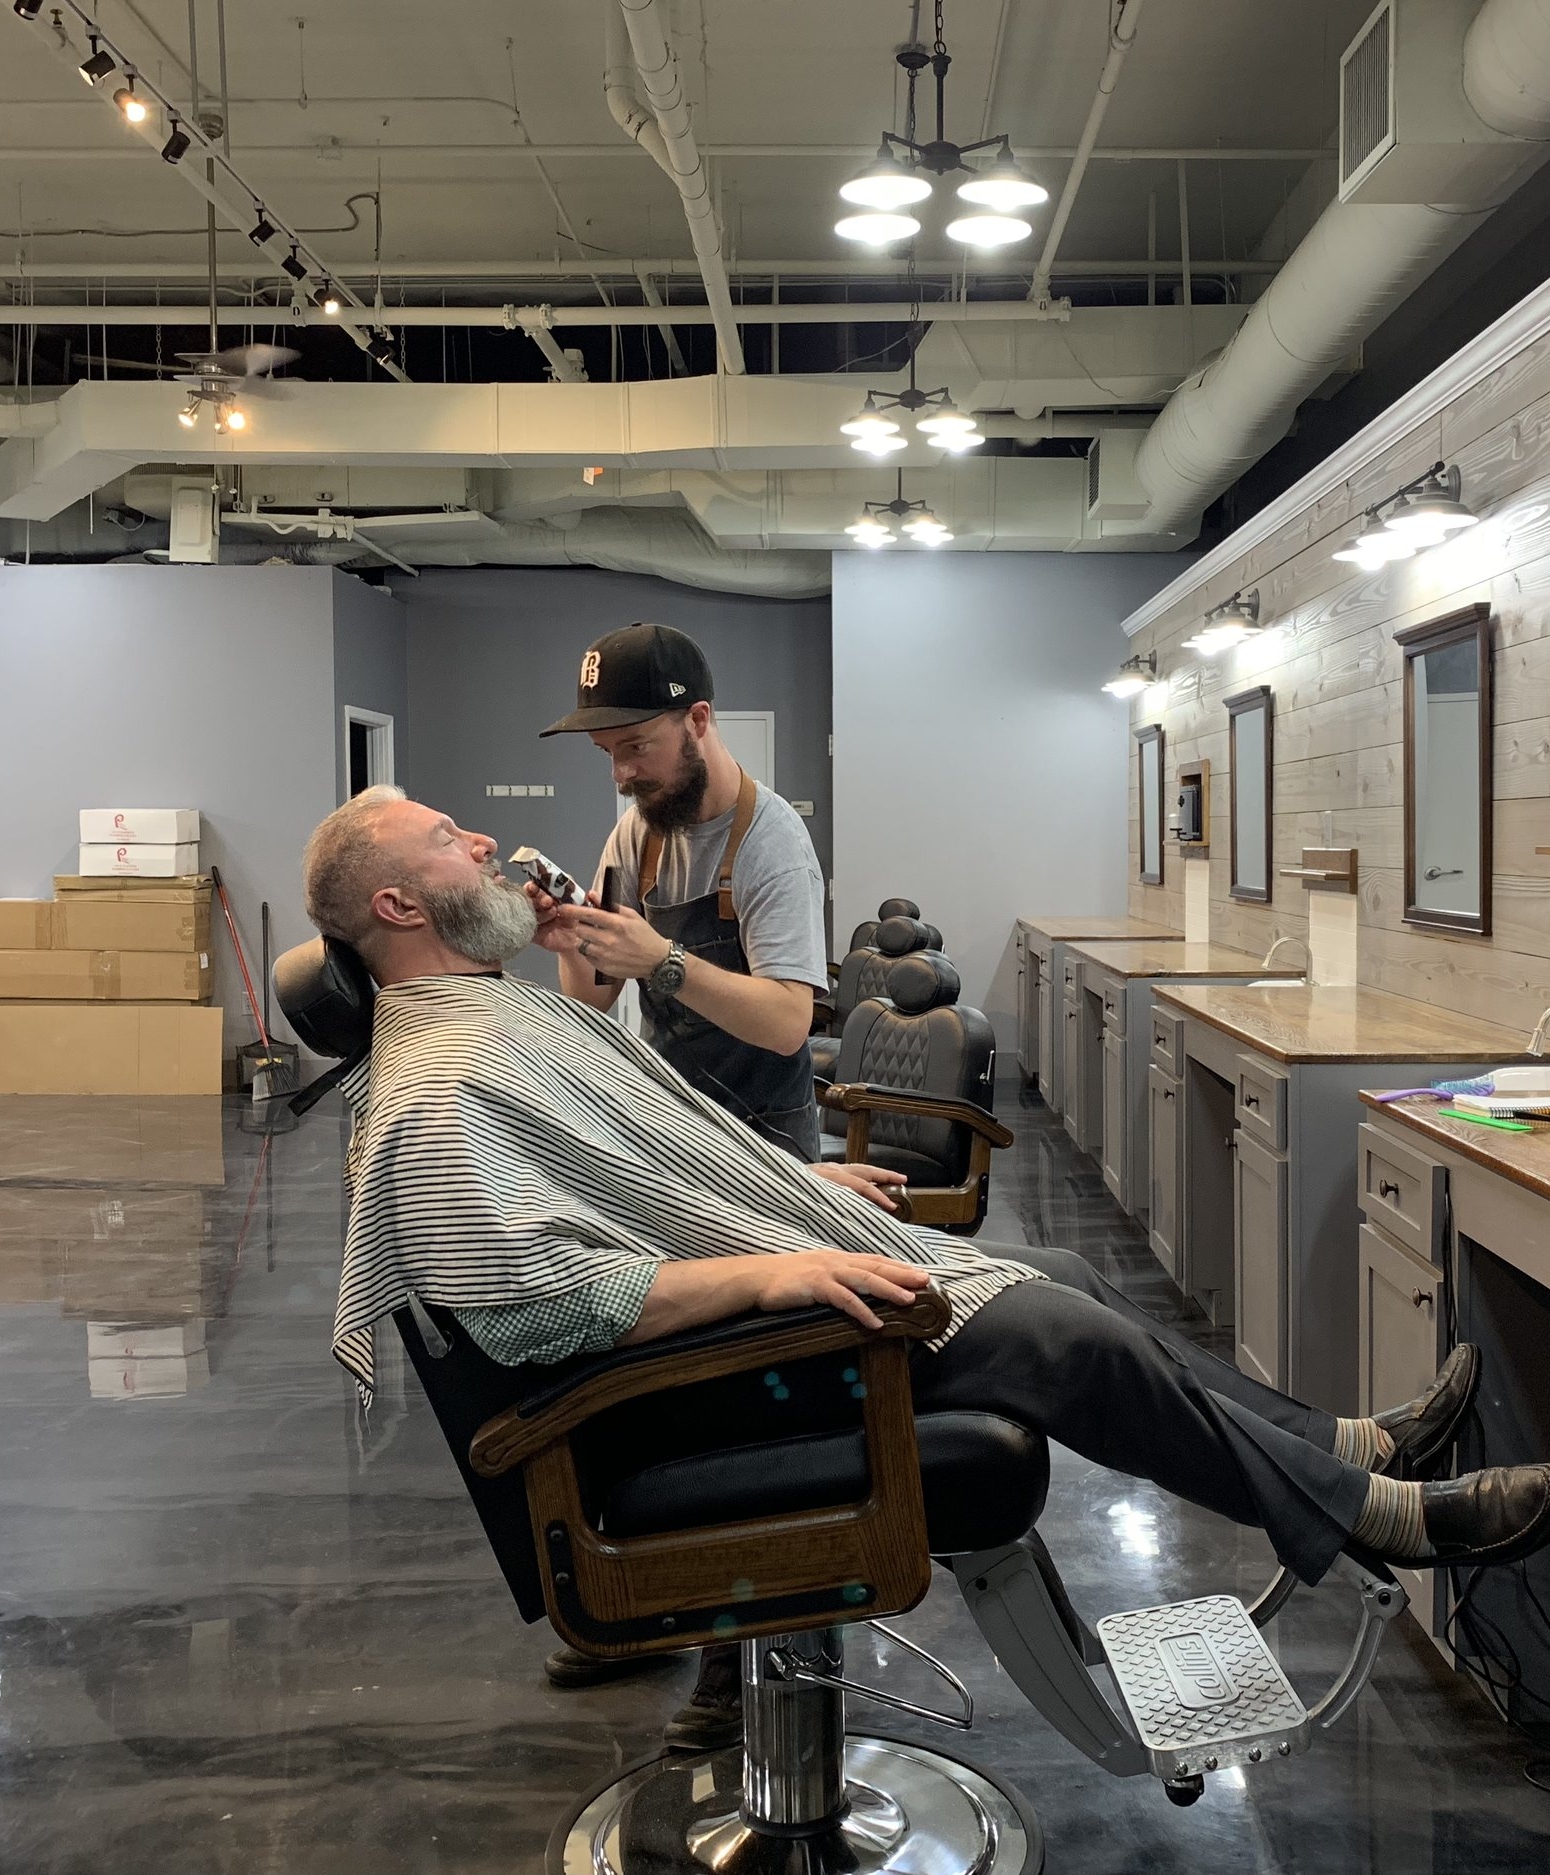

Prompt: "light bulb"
[845,519,894,548]
[916,402,975,436]
[1103,673,1149,698]
[114,86,149,124]
[850,433,907,456]
[955,159,1048,213]
[225,406,247,432]
[935,429,985,452]
[839,400,900,440]
[902,509,944,536]
[835,211,921,246]
[945,212,1031,248]
[177,402,199,429]
[839,147,933,212]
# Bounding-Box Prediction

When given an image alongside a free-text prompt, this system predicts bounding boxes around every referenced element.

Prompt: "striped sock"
[1350,1474,1433,1558]
[1332,1417,1396,1470]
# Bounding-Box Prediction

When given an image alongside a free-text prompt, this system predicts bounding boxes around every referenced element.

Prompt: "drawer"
[1358,1122,1446,1265]
[1235,1053,1287,1151]
[1090,970,1126,1035]
[1150,1006,1182,1076]
[1062,953,1082,994]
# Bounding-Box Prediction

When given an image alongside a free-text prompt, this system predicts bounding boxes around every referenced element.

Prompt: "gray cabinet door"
[1038,979,1055,1108]
[1358,1221,1443,1626]
[1018,943,1040,1080]
[1100,1028,1126,1204]
[1148,1064,1180,1282]
[1233,1127,1288,1391]
[1015,942,1029,1077]
[1063,995,1082,1150]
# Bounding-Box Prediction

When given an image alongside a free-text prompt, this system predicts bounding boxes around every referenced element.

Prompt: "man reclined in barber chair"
[290,788,1550,1872]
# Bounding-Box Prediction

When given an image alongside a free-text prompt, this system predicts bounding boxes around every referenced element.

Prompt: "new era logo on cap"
[541,623,715,737]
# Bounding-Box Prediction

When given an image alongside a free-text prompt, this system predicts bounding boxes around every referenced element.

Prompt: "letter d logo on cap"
[579,651,602,689]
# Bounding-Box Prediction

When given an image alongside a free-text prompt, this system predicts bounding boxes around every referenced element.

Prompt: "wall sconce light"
[1102,651,1157,698]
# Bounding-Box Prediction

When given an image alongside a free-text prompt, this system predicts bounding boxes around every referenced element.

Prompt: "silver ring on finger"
[578,938,592,959]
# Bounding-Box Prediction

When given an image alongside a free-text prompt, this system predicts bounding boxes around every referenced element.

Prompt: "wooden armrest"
[819,1081,1014,1148]
[469,1284,950,1479]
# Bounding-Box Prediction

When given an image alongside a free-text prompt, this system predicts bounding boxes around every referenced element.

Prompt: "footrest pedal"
[1096,1593,1309,1780]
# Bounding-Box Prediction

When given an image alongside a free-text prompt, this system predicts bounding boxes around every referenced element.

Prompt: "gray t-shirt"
[593,783,828,990]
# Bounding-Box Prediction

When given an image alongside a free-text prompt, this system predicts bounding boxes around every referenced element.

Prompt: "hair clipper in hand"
[508,846,587,906]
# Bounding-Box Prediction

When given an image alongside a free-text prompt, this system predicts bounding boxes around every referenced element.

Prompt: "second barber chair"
[810,914,933,1080]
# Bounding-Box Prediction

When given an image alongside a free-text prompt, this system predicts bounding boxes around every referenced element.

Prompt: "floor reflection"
[0,1086,1544,1873]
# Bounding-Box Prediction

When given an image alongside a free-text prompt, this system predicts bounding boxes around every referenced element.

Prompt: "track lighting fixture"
[312,285,342,316]
[836,6,1044,251]
[365,333,395,364]
[113,81,148,124]
[13,1,44,21]
[161,121,191,164]
[177,400,200,429]
[1331,462,1478,571]
[1102,652,1157,699]
[280,247,308,283]
[248,212,277,248]
[79,38,116,84]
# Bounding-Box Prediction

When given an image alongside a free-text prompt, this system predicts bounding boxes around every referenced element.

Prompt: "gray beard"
[420,872,537,965]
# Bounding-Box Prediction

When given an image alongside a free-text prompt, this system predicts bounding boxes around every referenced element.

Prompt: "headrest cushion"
[874,915,930,958]
[888,951,961,1014]
[922,922,944,951]
[271,936,376,1059]
[877,896,921,921]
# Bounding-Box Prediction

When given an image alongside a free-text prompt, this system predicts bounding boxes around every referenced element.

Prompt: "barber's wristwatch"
[645,941,688,998]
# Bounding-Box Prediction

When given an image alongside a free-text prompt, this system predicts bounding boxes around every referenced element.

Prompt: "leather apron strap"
[638,766,758,916]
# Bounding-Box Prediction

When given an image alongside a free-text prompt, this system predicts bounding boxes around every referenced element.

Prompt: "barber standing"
[533,622,827,1163]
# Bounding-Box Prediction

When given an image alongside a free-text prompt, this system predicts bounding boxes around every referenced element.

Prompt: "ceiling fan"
[173,342,299,433]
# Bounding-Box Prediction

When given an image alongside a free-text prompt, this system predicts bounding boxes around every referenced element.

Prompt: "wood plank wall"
[1127,327,1550,1036]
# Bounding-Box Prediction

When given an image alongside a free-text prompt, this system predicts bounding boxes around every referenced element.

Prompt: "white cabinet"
[1037,976,1055,1104]
[1015,930,1042,1082]
[1063,993,1083,1150]
[1148,1063,1180,1282]
[1233,1126,1288,1391]
[1100,1028,1127,1204]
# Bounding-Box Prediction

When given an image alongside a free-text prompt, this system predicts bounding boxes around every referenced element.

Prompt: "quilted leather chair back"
[833,916,931,1029]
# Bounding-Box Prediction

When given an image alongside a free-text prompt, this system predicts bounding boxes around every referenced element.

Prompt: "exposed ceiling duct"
[1134,0,1550,534]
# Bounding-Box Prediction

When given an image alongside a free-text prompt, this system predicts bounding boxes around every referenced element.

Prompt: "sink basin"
[1247,978,1308,988]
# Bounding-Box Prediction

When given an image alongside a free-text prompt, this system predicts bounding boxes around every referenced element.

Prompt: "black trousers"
[616,1244,1374,1588]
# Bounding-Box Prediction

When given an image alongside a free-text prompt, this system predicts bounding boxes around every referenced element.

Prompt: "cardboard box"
[79,809,200,844]
[78,843,201,878]
[87,1319,205,1359]
[0,1186,204,1243]
[88,1348,210,1398]
[55,875,209,896]
[0,949,210,1003]
[53,895,211,953]
[0,901,54,948]
[0,1098,224,1185]
[0,1003,223,1094]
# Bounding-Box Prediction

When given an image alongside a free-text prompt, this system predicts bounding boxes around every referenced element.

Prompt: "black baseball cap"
[540,623,715,736]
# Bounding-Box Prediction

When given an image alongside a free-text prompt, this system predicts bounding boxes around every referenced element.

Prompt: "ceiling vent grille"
[1340,2,1397,197]
[1086,438,1102,515]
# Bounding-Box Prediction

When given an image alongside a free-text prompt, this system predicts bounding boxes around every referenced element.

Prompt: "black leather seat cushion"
[601,1411,1049,1556]
[817,1134,949,1184]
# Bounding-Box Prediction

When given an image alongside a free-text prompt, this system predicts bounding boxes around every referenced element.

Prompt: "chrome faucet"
[1529,1006,1550,1057]
[1260,935,1309,971]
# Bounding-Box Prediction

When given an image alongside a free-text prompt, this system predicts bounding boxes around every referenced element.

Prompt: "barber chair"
[818,952,1009,1235]
[843,897,923,961]
[273,935,1413,1875]
[810,915,934,1080]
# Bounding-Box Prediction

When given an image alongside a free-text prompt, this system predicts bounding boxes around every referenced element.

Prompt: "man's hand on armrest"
[808,1161,908,1212]
[619,1251,932,1346]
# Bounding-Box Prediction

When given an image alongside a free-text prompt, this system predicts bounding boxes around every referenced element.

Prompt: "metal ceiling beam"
[0,299,1100,328]
[0,140,1329,162]
[0,258,1279,282]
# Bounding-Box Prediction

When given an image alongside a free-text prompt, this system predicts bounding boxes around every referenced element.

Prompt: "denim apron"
[637,770,821,1163]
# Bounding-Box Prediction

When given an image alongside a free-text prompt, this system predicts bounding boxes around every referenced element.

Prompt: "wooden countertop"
[1018,915,1182,943]
[1154,983,1528,1065]
[1361,1093,1550,1203]
[1069,939,1297,981]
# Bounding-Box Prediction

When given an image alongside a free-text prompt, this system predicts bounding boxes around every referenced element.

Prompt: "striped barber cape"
[333,973,1037,1402]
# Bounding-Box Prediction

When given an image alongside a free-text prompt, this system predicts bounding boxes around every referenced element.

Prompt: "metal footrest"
[1096,1594,1310,1781]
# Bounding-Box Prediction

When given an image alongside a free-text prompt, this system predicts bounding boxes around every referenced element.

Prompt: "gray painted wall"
[331,571,409,803]
[398,567,833,987]
[0,563,339,1050]
[831,551,1185,1047]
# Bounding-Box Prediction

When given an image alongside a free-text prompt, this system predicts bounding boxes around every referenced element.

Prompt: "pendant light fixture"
[835,2,1046,251]
[841,351,985,455]
[845,473,957,548]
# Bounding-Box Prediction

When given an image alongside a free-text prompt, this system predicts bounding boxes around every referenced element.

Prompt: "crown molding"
[1121,273,1550,637]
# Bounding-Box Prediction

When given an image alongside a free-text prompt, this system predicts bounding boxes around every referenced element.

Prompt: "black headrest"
[877,896,921,921]
[922,923,944,951]
[272,936,376,1059]
[874,915,930,959]
[888,951,961,1014]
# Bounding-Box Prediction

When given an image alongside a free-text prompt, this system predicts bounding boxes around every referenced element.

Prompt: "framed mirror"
[1226,685,1273,903]
[1396,601,1492,936]
[1136,724,1164,886]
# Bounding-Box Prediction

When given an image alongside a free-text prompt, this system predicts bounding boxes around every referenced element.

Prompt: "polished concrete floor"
[0,1080,1547,1873]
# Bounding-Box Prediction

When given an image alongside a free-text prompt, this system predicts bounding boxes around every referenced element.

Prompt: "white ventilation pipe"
[1135,0,1550,534]
[1029,0,1147,303]
[606,0,746,375]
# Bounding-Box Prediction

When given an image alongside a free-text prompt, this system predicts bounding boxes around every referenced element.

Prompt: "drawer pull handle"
[1243,1093,1260,1110]
[1412,1288,1433,1311]
[1379,1178,1400,1200]
[1155,1032,1166,1047]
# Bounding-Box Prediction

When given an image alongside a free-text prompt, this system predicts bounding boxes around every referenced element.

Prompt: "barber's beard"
[419,863,537,965]
[624,730,711,834]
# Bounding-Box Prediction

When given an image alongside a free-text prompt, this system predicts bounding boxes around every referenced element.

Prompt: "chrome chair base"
[548,1735,1043,1875]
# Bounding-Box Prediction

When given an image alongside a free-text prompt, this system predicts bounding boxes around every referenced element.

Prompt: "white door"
[717,711,776,790]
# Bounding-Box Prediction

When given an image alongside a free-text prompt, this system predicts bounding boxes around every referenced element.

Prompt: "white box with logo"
[78,843,201,877]
[79,809,201,844]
